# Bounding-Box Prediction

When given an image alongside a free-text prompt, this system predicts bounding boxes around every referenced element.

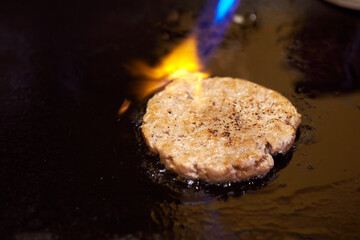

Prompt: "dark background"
[1,0,360,239]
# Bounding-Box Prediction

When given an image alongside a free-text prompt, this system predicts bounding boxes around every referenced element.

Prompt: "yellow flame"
[131,35,209,100]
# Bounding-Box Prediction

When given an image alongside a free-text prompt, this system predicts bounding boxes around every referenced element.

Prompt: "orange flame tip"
[118,99,131,116]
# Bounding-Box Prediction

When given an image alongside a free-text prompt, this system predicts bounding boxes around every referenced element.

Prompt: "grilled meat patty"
[141,76,301,182]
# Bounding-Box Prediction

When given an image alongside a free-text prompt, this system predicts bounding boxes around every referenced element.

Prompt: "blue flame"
[214,0,236,23]
[194,0,240,63]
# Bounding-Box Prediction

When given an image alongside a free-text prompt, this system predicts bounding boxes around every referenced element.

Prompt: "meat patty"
[141,76,301,182]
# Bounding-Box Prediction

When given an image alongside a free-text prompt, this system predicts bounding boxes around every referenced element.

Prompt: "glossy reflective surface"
[1,0,360,239]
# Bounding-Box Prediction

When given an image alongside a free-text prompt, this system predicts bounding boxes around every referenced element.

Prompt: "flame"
[128,0,241,102]
[131,35,209,100]
[214,0,237,23]
[118,99,131,116]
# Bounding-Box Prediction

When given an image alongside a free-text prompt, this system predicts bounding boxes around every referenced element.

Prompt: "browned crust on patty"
[141,76,301,182]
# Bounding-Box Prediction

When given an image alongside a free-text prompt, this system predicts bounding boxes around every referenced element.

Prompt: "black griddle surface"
[1,0,360,239]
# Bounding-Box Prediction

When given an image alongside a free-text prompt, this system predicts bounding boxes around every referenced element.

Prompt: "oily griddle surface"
[1,0,360,239]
